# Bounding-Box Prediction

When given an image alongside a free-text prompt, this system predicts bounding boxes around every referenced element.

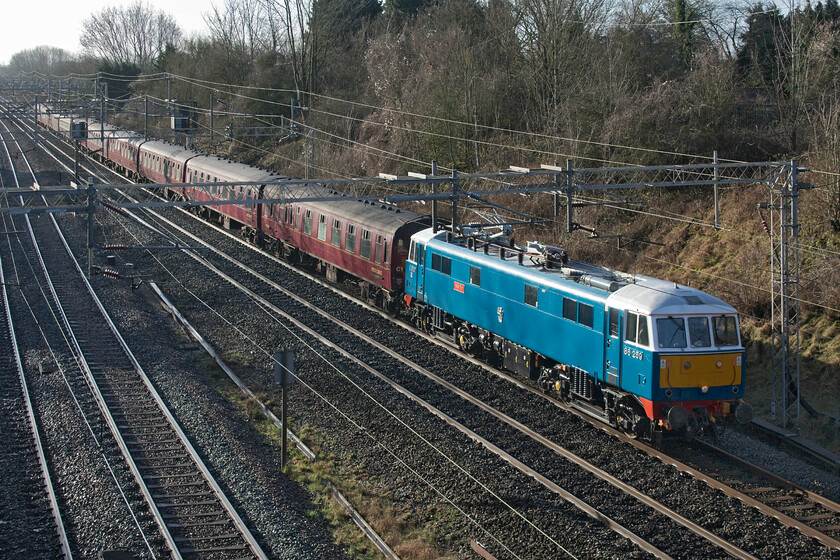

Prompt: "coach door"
[605,307,622,386]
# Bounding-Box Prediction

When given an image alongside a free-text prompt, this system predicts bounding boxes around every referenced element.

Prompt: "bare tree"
[205,0,272,62]
[9,46,76,74]
[80,0,182,68]
[262,0,317,94]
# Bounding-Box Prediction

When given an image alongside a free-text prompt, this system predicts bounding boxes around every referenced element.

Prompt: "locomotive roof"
[606,278,736,316]
[420,229,737,316]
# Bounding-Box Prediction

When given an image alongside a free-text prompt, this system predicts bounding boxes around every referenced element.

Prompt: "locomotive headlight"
[683,361,691,370]
[701,385,709,393]
[715,360,723,369]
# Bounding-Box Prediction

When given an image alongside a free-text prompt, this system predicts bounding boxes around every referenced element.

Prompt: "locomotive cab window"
[524,284,539,307]
[657,317,687,349]
[688,317,711,348]
[713,316,739,346]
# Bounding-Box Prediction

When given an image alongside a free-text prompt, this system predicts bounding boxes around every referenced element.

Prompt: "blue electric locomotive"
[403,227,753,438]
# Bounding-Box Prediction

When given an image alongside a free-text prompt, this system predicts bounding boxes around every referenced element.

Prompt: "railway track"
[0,227,70,560]
[85,181,831,557]
[673,438,840,542]
[8,103,840,558]
[1,115,268,559]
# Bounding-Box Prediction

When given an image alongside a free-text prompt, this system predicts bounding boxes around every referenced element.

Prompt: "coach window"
[360,230,372,259]
[317,215,327,241]
[469,266,481,287]
[383,240,390,264]
[562,297,577,321]
[375,235,384,263]
[332,220,342,247]
[525,284,539,307]
[346,225,356,252]
[303,209,313,235]
[579,303,594,328]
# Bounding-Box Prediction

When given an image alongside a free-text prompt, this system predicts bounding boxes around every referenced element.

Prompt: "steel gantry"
[760,164,809,429]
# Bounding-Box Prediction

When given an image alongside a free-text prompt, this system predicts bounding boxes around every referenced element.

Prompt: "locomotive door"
[415,243,426,299]
[605,307,622,386]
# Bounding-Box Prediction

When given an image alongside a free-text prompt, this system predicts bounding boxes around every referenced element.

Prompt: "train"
[36,105,753,439]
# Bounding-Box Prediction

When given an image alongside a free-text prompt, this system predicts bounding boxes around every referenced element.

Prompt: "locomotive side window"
[430,254,451,275]
[688,317,711,348]
[608,308,620,337]
[332,220,342,246]
[524,284,539,307]
[303,210,313,235]
[317,215,327,241]
[360,230,372,259]
[657,317,687,348]
[346,225,356,252]
[562,297,576,321]
[637,317,650,346]
[625,312,649,345]
[409,241,417,262]
[469,266,481,286]
[579,303,594,328]
[626,312,638,342]
[713,316,739,346]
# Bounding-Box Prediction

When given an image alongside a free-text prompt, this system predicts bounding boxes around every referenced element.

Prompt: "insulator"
[102,244,127,251]
[102,267,120,279]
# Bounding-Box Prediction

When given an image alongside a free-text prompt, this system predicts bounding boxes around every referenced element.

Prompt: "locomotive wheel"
[614,395,648,438]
